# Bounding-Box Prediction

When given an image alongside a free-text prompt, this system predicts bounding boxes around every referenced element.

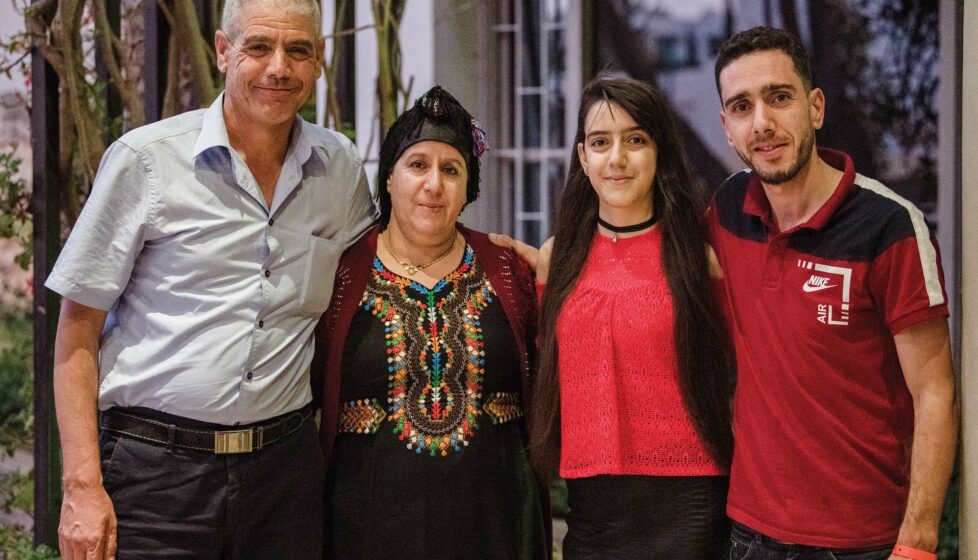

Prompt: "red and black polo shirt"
[708,148,948,548]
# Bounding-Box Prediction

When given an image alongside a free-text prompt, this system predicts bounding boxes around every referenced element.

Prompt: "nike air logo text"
[803,275,837,292]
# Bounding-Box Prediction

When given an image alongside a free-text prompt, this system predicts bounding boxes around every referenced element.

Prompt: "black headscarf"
[377,86,487,223]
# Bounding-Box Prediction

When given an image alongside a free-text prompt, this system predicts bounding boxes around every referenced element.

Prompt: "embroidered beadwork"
[338,399,387,434]
[483,392,522,425]
[362,246,494,457]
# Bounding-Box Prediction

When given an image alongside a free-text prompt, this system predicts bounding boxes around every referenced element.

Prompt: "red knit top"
[555,228,724,478]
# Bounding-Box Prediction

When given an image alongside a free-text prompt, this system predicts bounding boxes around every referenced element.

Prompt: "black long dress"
[325,250,547,560]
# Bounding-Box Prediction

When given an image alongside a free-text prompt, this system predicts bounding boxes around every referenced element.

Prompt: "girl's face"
[577,101,657,221]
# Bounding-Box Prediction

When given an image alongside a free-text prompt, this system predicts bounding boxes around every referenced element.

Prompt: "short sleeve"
[342,163,379,246]
[44,141,152,310]
[868,225,949,335]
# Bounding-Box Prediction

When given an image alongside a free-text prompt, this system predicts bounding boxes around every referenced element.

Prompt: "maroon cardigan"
[311,224,551,544]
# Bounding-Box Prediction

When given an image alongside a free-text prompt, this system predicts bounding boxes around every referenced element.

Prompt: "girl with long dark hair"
[531,78,735,558]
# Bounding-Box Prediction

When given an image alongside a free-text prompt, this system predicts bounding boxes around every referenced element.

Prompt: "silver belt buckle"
[214,429,254,454]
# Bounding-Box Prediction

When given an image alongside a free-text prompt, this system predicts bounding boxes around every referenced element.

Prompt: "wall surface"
[432,0,491,233]
[354,0,435,190]
[961,0,977,556]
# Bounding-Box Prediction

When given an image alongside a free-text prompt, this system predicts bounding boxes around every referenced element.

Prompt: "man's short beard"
[738,128,816,185]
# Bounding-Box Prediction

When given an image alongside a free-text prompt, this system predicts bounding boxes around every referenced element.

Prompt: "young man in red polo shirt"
[710,26,957,560]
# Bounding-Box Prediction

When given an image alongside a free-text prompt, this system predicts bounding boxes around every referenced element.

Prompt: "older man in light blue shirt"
[44,1,374,559]
[48,92,371,423]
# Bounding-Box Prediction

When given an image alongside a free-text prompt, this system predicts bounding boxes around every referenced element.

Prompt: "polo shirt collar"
[743,147,856,232]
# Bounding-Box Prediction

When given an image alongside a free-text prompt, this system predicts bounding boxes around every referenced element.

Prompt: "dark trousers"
[729,522,892,560]
[98,408,325,560]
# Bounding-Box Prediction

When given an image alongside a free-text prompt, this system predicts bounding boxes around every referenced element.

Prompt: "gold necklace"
[382,230,458,276]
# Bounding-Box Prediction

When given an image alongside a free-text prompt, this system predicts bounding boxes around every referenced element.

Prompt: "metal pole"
[30,28,63,550]
[143,0,170,123]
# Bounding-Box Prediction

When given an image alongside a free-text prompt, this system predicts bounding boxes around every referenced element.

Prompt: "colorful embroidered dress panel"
[362,246,492,457]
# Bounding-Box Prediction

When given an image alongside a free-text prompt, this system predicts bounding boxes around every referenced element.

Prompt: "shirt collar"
[743,147,856,232]
[193,93,232,158]
[192,91,314,167]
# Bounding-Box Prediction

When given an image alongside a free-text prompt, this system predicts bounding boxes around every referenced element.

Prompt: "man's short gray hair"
[221,0,322,41]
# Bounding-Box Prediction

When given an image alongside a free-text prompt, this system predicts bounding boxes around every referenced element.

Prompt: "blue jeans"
[729,522,892,560]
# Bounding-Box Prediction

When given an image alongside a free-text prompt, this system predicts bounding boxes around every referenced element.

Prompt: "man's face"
[718,50,824,185]
[215,2,324,130]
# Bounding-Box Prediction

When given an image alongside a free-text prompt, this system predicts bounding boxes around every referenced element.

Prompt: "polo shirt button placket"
[762,236,787,288]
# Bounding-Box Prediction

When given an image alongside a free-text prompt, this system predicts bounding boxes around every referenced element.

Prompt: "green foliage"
[0,525,59,560]
[0,468,58,560]
[0,15,31,85]
[550,478,568,519]
[938,465,960,559]
[299,96,318,127]
[89,81,125,144]
[0,471,33,514]
[0,151,31,270]
[0,309,33,455]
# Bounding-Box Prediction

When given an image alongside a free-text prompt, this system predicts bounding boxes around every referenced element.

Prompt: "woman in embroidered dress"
[312,86,549,560]
[529,78,736,558]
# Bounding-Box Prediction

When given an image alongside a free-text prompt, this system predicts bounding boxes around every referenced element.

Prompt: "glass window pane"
[522,162,541,213]
[521,0,541,87]
[520,219,542,247]
[547,30,566,148]
[545,0,565,24]
[546,160,565,218]
[522,94,541,148]
[496,33,516,148]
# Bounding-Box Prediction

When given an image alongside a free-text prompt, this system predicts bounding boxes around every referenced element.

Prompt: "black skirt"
[562,475,729,560]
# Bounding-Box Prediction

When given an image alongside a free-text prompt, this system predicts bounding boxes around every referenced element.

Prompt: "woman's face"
[387,140,468,241]
[577,101,657,219]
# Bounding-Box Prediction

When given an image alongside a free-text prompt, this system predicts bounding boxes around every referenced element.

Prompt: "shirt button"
[246,372,253,381]
[258,320,264,328]
[268,218,274,226]
[264,269,271,278]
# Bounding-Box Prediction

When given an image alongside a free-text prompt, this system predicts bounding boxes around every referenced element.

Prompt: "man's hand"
[488,233,554,285]
[59,480,117,560]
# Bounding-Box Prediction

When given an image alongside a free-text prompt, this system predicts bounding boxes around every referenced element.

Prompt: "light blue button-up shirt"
[46,93,376,424]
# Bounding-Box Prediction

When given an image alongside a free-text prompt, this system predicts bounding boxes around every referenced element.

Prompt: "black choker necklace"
[598,215,658,243]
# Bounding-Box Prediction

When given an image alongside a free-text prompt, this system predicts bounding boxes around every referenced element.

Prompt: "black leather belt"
[100,404,314,454]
